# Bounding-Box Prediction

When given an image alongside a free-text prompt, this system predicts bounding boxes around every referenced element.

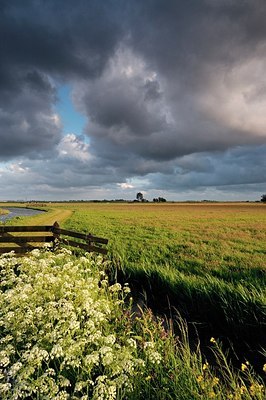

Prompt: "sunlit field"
[60,203,266,369]
[0,208,8,216]
[0,202,265,398]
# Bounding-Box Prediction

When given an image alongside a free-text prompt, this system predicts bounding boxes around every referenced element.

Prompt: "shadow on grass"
[110,261,266,376]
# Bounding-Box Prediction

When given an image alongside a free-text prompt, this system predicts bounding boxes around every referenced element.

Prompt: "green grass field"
[1,202,265,397]
[58,203,266,368]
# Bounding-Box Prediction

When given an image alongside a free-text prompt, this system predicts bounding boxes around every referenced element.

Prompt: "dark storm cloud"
[0,68,61,159]
[0,0,124,79]
[128,0,266,73]
[0,0,125,159]
[0,0,266,198]
[75,0,266,165]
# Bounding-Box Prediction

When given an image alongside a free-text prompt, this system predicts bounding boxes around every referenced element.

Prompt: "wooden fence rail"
[0,222,108,255]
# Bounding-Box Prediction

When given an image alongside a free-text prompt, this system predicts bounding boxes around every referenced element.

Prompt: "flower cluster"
[0,249,161,399]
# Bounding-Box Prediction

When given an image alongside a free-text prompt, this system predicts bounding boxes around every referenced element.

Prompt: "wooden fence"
[0,222,108,255]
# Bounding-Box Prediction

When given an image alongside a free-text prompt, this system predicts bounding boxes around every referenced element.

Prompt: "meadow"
[0,202,265,398]
[61,203,266,367]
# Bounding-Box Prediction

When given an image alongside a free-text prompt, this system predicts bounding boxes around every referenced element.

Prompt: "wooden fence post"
[52,221,60,250]
[87,233,92,247]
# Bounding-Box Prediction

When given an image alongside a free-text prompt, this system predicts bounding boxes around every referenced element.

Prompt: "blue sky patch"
[56,85,86,136]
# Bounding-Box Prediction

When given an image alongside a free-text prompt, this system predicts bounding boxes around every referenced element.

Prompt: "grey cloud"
[144,80,162,101]
[0,0,125,159]
[0,140,264,201]
[0,69,61,159]
[67,1,266,169]
[146,145,266,191]
[0,0,125,80]
[77,74,166,137]
[128,0,266,71]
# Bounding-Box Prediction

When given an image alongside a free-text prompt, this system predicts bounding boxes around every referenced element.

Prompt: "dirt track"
[28,209,73,225]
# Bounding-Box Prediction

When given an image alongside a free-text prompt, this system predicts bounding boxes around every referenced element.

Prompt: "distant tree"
[261,194,266,203]
[136,192,144,202]
[153,197,166,203]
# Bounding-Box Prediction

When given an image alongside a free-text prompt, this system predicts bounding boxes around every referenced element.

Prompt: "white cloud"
[57,134,91,162]
[9,163,29,173]
[117,182,134,189]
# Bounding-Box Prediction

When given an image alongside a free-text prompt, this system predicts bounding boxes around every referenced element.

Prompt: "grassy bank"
[0,204,72,226]
[0,208,9,216]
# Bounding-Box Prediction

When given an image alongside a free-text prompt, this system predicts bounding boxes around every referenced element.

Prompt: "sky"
[0,0,266,201]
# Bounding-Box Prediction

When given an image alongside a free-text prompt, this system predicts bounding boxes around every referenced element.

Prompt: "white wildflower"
[109,283,122,292]
[126,338,137,349]
[51,344,64,359]
[146,349,162,365]
[105,334,116,345]
[144,341,154,349]
[58,375,71,387]
[75,382,84,392]
[123,286,131,294]
[107,384,116,399]
[1,251,15,258]
[60,248,72,255]
[0,383,12,394]
[0,356,9,367]
[9,361,22,376]
[31,249,40,257]
[100,279,108,287]
[54,390,69,399]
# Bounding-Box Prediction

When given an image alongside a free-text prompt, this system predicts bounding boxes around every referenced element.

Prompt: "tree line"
[136,192,166,202]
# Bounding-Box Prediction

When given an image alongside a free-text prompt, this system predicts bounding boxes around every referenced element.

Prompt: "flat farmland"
[2,201,265,286]
[47,202,266,367]
[1,201,265,285]
[60,202,266,273]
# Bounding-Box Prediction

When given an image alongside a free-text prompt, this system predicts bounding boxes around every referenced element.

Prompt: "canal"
[0,207,45,222]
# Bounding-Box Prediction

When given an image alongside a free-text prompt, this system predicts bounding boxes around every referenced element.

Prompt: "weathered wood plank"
[53,227,108,244]
[62,239,108,255]
[0,226,52,233]
[0,236,54,243]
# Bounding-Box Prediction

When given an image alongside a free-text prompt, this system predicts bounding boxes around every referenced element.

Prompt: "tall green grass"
[61,203,266,370]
